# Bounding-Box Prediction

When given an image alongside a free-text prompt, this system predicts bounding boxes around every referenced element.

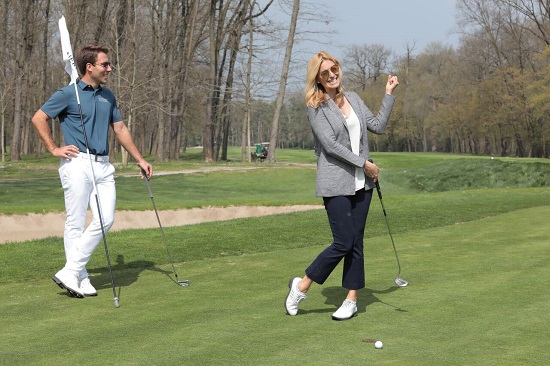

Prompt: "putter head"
[177,280,190,287]
[395,277,409,287]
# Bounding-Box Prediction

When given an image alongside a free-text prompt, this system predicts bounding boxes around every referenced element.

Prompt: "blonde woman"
[284,51,399,320]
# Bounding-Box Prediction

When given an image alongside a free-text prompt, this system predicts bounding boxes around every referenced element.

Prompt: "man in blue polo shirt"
[32,44,153,298]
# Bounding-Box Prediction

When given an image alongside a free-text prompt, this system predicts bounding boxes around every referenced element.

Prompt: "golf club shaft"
[374,180,402,277]
[142,170,188,285]
[368,159,403,278]
[77,99,118,307]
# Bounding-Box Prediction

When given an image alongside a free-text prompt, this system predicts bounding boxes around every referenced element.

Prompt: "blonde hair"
[305,51,345,108]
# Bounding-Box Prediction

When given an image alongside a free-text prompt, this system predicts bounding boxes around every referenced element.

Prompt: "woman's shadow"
[301,285,408,315]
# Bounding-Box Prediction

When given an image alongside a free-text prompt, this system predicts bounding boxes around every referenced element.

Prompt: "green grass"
[0,167,319,214]
[1,152,550,365]
[0,146,317,180]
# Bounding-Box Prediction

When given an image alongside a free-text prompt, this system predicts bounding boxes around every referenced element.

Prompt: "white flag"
[58,16,79,85]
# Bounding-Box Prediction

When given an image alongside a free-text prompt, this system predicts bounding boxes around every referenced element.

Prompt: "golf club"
[142,169,189,286]
[368,159,409,287]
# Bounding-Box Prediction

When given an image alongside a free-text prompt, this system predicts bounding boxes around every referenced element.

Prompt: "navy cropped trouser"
[306,188,373,290]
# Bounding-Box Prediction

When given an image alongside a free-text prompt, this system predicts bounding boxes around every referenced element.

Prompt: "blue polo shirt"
[40,80,122,155]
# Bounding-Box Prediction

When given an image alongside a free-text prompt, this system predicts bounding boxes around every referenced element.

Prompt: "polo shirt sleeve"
[40,88,69,120]
[112,102,122,123]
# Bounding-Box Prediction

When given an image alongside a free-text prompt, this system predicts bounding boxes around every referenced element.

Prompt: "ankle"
[346,295,357,303]
[298,276,314,293]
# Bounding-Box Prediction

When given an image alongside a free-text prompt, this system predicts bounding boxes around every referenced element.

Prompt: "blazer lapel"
[322,97,348,131]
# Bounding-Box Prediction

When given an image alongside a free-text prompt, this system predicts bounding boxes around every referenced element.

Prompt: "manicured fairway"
[1,153,549,365]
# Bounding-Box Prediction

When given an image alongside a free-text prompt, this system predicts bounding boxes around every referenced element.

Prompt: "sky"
[285,0,460,61]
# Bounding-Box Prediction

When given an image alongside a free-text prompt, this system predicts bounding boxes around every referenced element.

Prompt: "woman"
[284,51,399,320]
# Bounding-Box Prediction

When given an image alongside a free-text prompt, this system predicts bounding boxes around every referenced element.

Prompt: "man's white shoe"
[80,277,97,297]
[332,299,358,321]
[52,269,84,298]
[285,276,307,316]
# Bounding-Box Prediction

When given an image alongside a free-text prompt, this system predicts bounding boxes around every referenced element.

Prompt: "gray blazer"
[307,91,395,197]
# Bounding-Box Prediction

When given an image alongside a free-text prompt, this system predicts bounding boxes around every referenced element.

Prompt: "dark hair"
[76,44,109,75]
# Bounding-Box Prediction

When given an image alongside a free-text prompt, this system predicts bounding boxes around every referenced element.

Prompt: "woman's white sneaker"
[285,276,307,315]
[331,299,358,321]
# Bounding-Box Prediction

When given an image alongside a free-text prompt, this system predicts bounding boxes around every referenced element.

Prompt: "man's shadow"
[301,285,408,315]
[87,254,174,291]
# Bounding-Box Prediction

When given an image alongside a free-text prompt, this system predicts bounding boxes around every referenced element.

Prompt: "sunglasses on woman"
[319,64,340,80]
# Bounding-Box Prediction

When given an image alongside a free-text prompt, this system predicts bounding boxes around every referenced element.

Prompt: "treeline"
[1,0,550,165]
[343,0,550,158]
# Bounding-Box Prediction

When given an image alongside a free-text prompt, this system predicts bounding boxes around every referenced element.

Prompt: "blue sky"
[290,0,459,60]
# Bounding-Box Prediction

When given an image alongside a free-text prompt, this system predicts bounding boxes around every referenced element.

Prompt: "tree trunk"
[94,0,110,42]
[11,0,34,162]
[268,0,299,163]
[242,1,255,162]
[203,0,220,163]
[219,10,247,160]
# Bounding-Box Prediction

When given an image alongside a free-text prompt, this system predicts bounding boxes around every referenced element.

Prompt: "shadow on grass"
[300,286,408,315]
[87,254,173,290]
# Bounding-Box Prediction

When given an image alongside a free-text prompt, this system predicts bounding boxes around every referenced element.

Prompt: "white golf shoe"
[285,276,307,316]
[80,277,97,297]
[52,268,84,298]
[331,299,358,321]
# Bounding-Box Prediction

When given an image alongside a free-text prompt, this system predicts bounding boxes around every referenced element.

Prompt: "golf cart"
[252,142,269,162]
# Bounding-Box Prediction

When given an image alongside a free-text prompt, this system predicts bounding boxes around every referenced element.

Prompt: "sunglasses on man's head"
[319,65,340,80]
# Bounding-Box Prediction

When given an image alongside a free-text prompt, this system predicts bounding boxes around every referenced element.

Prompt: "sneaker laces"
[288,278,307,306]
[290,287,306,303]
[341,299,356,309]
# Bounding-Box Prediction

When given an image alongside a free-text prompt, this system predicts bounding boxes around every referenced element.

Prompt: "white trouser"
[58,152,116,277]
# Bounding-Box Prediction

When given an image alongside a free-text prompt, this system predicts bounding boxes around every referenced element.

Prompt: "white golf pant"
[59,152,116,277]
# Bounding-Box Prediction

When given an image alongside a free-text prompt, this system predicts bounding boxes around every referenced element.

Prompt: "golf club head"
[177,280,190,287]
[395,277,409,287]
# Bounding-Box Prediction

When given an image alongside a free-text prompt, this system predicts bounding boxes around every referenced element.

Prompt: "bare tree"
[94,0,110,42]
[204,0,273,162]
[345,45,369,91]
[267,0,299,163]
[0,0,10,161]
[11,0,36,161]
[344,44,392,91]
[216,0,252,161]
[241,0,256,162]
[204,0,228,162]
[502,0,550,45]
[34,0,52,158]
[172,0,206,160]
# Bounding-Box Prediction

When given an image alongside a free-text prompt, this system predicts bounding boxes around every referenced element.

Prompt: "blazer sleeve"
[358,93,395,135]
[308,105,366,168]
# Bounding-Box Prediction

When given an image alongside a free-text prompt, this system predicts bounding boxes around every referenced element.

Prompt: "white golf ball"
[375,341,383,349]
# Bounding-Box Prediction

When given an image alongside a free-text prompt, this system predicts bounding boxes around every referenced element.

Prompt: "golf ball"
[375,341,383,349]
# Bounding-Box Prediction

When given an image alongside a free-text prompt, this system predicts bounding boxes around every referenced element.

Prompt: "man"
[32,43,153,298]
